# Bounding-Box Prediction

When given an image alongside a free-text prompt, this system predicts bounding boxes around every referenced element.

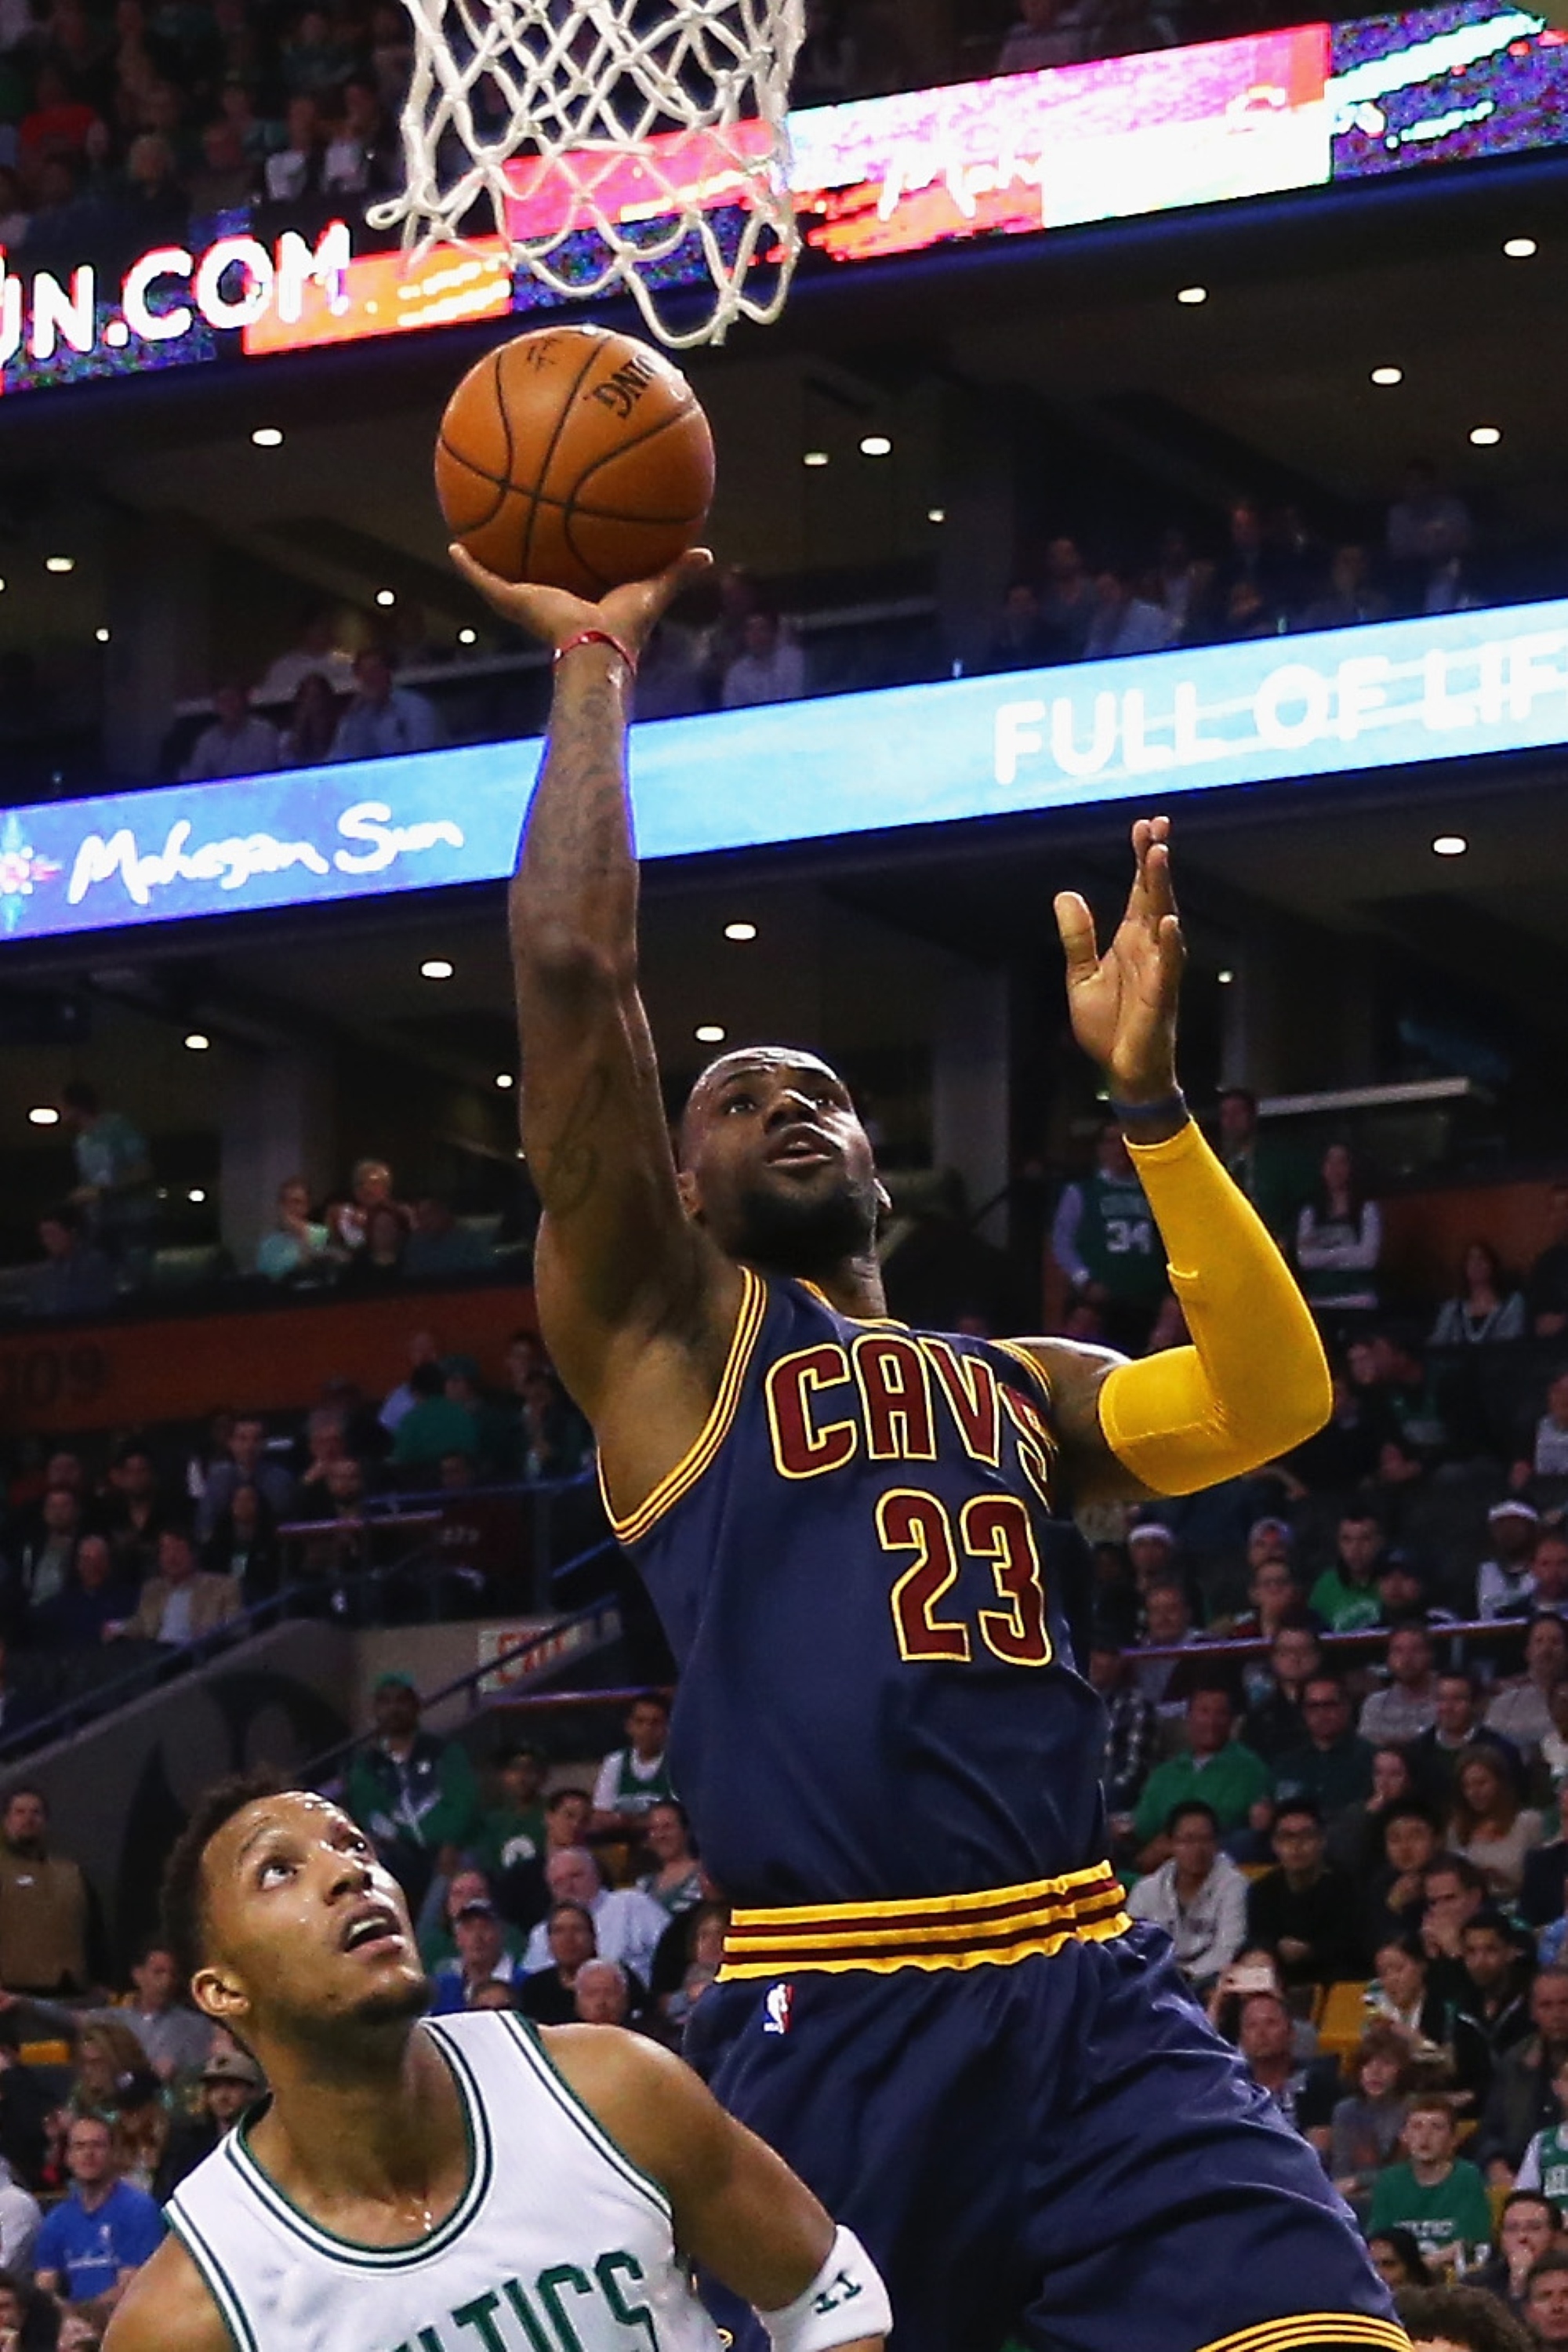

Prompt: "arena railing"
[0,1479,618,1764]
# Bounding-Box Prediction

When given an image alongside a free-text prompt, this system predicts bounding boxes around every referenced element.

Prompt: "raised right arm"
[452,546,743,1498]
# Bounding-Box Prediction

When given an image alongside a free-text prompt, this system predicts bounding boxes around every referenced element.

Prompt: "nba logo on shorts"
[762,1984,794,2036]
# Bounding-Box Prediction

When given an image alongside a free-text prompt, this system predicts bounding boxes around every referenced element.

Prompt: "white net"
[369,0,806,350]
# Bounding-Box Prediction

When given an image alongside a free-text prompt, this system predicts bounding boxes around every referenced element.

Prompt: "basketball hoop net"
[369,0,805,350]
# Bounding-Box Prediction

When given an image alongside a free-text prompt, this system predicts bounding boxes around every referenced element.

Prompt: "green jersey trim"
[167,2203,263,2352]
[225,2021,492,2268]
[501,2014,670,2226]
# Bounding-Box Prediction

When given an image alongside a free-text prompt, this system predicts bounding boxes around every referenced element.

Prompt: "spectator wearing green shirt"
[1309,1509,1389,1632]
[1369,2097,1494,2269]
[344,1669,481,1912]
[390,1361,478,1472]
[1133,1685,1273,1871]
[1273,1673,1377,1822]
[475,1744,550,1880]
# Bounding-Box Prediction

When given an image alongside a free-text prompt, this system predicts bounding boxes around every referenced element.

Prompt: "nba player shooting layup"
[101,1780,889,2352]
[448,534,1407,2352]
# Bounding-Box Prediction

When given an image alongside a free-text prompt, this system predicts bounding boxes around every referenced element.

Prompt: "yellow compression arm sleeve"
[1097,1120,1332,1497]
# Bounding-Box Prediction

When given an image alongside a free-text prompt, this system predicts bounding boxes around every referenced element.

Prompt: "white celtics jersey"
[166,2013,723,2352]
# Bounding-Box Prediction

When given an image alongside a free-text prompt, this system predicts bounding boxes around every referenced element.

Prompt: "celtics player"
[102,1777,889,2352]
[450,537,1405,2352]
[1049,1120,1167,1349]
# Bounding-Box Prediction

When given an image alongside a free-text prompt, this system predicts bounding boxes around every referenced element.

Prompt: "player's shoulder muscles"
[539,2025,833,2312]
[104,2234,230,2352]
[1009,1336,1156,1508]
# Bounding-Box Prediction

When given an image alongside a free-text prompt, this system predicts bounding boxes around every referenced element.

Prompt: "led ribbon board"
[0,0,1563,393]
[4,598,1567,942]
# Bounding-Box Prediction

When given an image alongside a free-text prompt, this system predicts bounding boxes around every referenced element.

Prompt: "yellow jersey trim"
[992,1338,1055,1414]
[1195,2315,1410,2352]
[718,1863,1130,1979]
[717,1912,1131,1979]
[599,1265,767,1547]
[797,1279,905,1329]
[728,1860,1117,1929]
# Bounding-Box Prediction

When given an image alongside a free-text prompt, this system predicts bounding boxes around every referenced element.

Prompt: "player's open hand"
[1054,815,1185,1104]
[448,543,713,661]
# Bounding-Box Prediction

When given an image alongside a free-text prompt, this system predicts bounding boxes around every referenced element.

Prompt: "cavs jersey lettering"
[166,2014,720,2352]
[605,1272,1107,1907]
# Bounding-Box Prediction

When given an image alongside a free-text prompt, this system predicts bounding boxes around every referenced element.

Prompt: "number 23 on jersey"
[879,1489,1052,1668]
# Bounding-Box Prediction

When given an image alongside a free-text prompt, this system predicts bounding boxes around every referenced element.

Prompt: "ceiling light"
[0,579,8,593]
[803,450,829,468]
[420,957,454,980]
[1370,365,1403,386]
[1432,833,1468,856]
[859,434,892,458]
[927,507,946,524]
[27,1105,59,1126]
[376,589,397,607]
[183,1032,210,1051]
[94,626,110,643]
[458,626,477,645]
[187,1188,206,1204]
[1217,968,1235,985]
[695,1023,727,1044]
[45,555,74,574]
[251,426,284,448]
[724,921,757,942]
[1503,236,1537,258]
[495,1073,514,1090]
[1176,285,1207,305]
[1469,425,1501,446]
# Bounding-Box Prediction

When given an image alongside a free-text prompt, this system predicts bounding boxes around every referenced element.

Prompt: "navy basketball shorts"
[684,1924,1405,2352]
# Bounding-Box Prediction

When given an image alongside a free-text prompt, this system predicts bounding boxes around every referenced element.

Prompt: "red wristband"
[554,627,638,679]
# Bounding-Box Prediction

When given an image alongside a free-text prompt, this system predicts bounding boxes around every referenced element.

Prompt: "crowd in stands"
[979,471,1490,677]
[16,1098,538,1312]
[0,1308,593,1686]
[148,463,1557,795]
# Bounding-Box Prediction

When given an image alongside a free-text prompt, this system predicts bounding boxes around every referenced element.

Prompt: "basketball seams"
[521,335,610,585]
[438,325,711,599]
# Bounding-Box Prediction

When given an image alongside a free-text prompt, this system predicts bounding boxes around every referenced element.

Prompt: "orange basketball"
[434,322,715,599]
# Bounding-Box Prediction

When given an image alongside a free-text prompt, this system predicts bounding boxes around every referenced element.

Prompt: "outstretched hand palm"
[1054,815,1185,1100]
[448,542,714,657]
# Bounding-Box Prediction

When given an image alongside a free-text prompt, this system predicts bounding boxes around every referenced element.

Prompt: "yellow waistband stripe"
[1195,2314,1410,2352]
[720,1862,1131,1979]
[601,1265,766,1546]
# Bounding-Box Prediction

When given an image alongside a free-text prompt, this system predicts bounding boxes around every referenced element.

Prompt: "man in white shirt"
[182,684,280,782]
[590,1691,674,1833]
[0,2154,40,2278]
[521,1847,668,1986]
[1478,1500,1541,1617]
[258,608,357,702]
[721,610,806,709]
[331,649,444,761]
[1126,1801,1247,1994]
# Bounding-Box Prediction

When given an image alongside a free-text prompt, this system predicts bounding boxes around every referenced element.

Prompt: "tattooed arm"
[450,546,742,1490]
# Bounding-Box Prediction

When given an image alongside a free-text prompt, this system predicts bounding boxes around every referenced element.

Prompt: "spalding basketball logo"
[762,1983,794,2035]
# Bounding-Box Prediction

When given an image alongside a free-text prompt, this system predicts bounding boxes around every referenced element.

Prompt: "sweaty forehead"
[688,1046,847,1108]
[219,1789,343,1868]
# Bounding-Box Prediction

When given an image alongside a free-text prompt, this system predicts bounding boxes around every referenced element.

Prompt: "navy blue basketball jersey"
[603,1270,1109,1907]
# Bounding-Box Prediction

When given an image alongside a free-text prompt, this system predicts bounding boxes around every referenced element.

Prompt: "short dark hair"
[629,1690,669,1715]
[1395,2283,1535,2352]
[161,1767,285,1991]
[1166,1800,1220,1837]
[1503,2189,1562,2228]
[1463,1907,1515,1944]
[1528,2250,1568,2296]
[2,1784,45,1818]
[545,1785,591,1814]
[1272,1796,1323,1828]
